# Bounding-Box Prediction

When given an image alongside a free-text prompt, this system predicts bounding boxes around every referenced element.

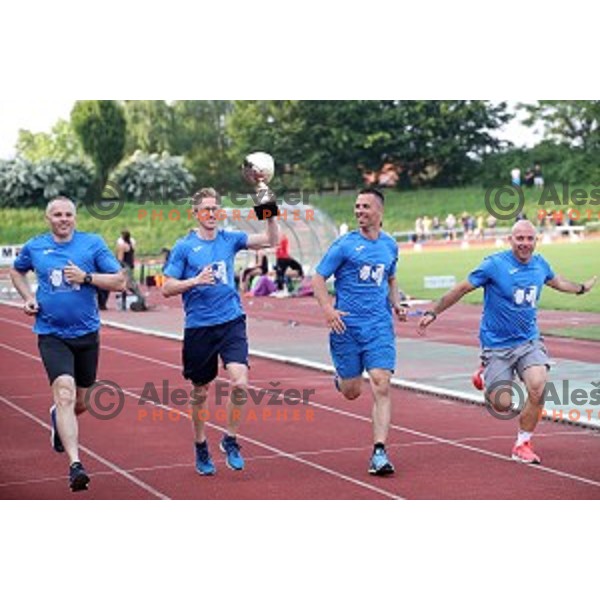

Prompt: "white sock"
[517,430,532,446]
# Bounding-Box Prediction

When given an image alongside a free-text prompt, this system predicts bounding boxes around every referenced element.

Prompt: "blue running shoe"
[195,441,216,476]
[69,461,90,492]
[49,405,65,453]
[368,447,395,476]
[220,435,245,471]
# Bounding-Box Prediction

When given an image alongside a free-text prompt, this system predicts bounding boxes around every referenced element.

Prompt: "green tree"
[520,101,600,151]
[227,100,511,190]
[170,100,236,191]
[16,119,86,162]
[71,100,127,197]
[123,100,174,155]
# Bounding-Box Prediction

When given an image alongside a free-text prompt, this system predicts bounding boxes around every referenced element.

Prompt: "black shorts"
[37,331,100,388]
[183,316,248,386]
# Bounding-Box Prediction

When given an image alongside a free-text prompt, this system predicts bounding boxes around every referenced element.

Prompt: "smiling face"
[194,195,220,232]
[509,220,537,264]
[354,192,383,233]
[45,198,76,241]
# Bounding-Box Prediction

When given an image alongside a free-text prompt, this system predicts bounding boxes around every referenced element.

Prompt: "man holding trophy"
[162,153,279,476]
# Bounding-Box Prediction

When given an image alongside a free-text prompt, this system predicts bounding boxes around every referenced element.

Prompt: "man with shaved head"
[9,197,126,491]
[418,220,597,464]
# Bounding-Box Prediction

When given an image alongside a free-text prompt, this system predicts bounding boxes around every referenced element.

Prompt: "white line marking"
[0,393,170,499]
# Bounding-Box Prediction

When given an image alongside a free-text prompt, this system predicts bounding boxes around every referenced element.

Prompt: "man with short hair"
[162,188,278,475]
[312,188,407,475]
[418,220,597,464]
[10,197,125,491]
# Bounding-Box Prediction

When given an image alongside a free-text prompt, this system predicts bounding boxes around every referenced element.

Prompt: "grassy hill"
[2,184,598,255]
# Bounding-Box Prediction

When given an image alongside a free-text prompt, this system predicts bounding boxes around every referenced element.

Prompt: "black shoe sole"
[70,473,90,492]
[368,465,395,476]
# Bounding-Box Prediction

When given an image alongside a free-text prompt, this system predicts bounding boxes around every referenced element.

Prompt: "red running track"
[1,304,599,499]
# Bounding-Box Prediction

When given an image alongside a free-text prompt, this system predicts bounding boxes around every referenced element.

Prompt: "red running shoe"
[511,441,541,464]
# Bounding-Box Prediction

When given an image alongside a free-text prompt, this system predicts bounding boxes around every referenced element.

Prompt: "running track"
[1,304,599,499]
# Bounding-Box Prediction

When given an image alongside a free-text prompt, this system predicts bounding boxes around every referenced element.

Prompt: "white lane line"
[3,319,599,492]
[98,343,600,490]
[0,340,402,500]
[0,393,170,499]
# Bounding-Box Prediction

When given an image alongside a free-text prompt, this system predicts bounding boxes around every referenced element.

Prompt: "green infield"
[542,325,600,341]
[398,239,600,313]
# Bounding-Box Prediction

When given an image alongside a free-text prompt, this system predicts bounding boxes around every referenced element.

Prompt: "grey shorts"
[480,338,551,389]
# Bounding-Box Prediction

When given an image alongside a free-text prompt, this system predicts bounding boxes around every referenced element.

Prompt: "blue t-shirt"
[164,229,248,328]
[316,230,399,334]
[468,250,555,349]
[13,231,121,338]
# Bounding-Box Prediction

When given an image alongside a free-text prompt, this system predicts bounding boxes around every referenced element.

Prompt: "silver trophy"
[242,151,279,220]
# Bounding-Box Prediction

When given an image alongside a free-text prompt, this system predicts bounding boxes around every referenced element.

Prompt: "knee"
[342,384,362,401]
[53,376,76,408]
[527,381,547,405]
[487,389,512,412]
[190,384,209,406]
[230,379,248,405]
[370,374,391,398]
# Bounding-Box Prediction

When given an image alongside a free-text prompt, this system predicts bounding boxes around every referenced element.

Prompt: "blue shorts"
[330,324,396,379]
[183,315,248,386]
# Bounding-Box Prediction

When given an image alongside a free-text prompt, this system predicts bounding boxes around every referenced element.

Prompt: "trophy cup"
[242,152,279,220]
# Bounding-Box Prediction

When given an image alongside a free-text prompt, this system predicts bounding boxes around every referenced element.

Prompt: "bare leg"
[52,375,80,464]
[519,365,547,432]
[368,369,392,445]
[338,376,362,400]
[224,362,248,436]
[190,383,210,443]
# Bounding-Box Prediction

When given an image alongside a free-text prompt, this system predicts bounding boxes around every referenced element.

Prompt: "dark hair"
[121,230,131,244]
[358,187,385,205]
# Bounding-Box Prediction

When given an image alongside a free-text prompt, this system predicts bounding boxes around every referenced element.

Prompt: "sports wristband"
[424,310,437,320]
[576,283,586,295]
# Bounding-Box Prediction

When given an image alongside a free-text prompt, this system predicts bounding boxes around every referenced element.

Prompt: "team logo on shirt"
[512,285,537,308]
[211,261,228,285]
[357,263,385,286]
[49,268,80,292]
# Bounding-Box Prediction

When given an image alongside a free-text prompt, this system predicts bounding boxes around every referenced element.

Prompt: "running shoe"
[69,461,90,492]
[195,441,216,476]
[49,405,65,453]
[220,435,245,471]
[511,441,541,465]
[368,447,395,476]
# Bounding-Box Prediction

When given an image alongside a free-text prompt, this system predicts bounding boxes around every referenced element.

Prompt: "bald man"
[418,220,597,464]
[10,197,126,491]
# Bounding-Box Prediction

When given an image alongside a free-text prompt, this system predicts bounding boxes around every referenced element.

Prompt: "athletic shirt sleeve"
[539,255,555,283]
[230,231,248,252]
[163,240,187,279]
[468,255,495,288]
[92,236,121,273]
[316,236,348,279]
[13,242,33,272]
